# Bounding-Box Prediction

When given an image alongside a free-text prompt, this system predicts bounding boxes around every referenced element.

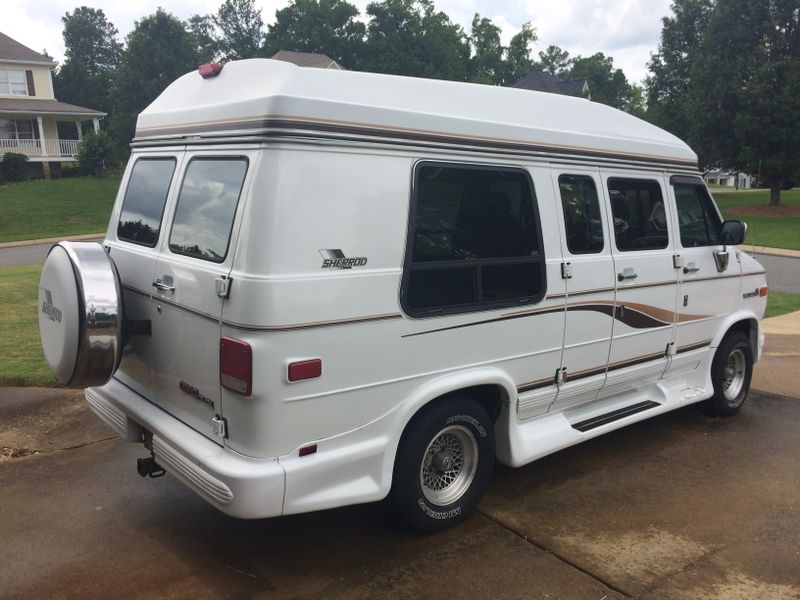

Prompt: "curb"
[747,245,800,259]
[0,233,105,249]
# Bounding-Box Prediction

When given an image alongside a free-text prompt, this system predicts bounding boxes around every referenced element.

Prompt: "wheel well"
[727,318,758,356]
[443,384,505,423]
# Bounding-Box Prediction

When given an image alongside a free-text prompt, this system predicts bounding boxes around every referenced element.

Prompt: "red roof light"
[199,63,224,79]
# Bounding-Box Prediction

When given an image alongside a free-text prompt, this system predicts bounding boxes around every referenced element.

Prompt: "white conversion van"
[38,59,767,531]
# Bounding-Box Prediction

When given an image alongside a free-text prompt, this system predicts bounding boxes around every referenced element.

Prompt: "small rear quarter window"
[117,158,176,247]
[168,158,248,263]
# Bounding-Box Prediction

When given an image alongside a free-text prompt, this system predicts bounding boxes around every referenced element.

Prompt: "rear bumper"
[86,378,285,519]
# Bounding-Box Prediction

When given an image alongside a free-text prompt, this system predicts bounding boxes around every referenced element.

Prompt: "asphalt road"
[0,237,103,267]
[1,386,798,600]
[753,252,800,295]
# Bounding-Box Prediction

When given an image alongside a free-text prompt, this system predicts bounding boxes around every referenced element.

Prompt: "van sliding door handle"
[152,279,175,292]
[683,265,700,274]
[617,270,638,282]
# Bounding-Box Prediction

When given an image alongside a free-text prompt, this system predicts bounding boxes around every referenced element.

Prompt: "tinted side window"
[558,175,604,254]
[403,164,545,315]
[117,158,176,247]
[673,182,722,247]
[608,178,668,251]
[169,158,248,263]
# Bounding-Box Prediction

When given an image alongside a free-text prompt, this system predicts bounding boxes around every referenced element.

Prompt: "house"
[703,169,752,189]
[271,50,345,70]
[0,32,105,179]
[511,71,590,100]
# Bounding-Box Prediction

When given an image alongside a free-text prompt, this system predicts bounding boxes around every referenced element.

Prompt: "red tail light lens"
[199,63,224,78]
[220,337,252,395]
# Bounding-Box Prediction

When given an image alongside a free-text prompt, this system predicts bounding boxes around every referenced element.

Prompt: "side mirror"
[721,220,747,246]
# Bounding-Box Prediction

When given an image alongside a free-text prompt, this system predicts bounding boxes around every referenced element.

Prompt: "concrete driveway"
[1,379,798,599]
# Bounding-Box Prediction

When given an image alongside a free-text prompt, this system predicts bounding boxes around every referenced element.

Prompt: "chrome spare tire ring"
[420,424,479,506]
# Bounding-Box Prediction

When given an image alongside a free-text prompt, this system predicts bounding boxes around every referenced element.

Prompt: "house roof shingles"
[0,32,55,65]
[0,97,105,117]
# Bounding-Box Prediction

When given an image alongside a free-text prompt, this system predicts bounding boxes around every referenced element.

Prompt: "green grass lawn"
[712,188,800,251]
[0,173,121,243]
[0,264,54,387]
[1,263,798,388]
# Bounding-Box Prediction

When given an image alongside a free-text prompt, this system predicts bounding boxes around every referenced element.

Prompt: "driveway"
[1,384,798,599]
[753,252,800,294]
[0,236,103,267]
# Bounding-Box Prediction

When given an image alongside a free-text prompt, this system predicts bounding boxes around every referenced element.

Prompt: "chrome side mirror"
[715,220,747,272]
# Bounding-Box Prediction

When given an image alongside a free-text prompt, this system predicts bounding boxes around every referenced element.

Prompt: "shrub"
[1,152,29,182]
[77,131,116,176]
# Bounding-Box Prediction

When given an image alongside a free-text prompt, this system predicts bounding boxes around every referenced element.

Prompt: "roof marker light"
[199,63,224,79]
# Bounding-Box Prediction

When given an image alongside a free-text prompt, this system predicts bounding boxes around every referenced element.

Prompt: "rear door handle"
[683,264,700,274]
[617,269,638,282]
[152,279,175,292]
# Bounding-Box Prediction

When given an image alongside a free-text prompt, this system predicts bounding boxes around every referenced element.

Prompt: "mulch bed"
[727,205,800,217]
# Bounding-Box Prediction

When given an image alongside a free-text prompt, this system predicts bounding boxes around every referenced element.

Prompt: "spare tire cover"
[38,241,122,388]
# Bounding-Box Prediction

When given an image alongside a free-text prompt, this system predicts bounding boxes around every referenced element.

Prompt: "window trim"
[400,160,547,318]
[116,156,177,248]
[607,176,670,253]
[167,155,249,264]
[557,173,605,255]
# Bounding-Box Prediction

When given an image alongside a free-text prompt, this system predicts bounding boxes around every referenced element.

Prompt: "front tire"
[702,330,753,416]
[389,397,495,532]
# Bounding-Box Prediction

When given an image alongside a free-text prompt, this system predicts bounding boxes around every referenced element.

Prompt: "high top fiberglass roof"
[135,58,696,168]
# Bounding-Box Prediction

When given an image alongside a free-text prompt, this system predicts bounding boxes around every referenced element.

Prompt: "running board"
[571,400,661,432]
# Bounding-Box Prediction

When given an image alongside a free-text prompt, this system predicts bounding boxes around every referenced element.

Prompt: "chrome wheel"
[420,425,478,506]
[722,348,746,401]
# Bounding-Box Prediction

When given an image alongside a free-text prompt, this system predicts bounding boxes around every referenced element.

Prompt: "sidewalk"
[0,232,105,249]
[752,310,800,399]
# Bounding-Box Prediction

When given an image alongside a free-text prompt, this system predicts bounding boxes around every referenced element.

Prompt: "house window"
[0,69,28,96]
[401,162,546,316]
[0,118,36,140]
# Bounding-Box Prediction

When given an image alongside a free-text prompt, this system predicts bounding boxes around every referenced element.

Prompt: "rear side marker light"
[220,337,252,396]
[199,63,223,78]
[759,286,768,297]
[288,359,322,382]
[299,444,317,457]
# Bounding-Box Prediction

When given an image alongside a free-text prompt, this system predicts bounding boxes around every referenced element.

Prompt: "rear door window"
[117,158,176,247]
[168,157,248,263]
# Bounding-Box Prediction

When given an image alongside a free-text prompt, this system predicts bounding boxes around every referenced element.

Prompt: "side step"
[572,400,661,432]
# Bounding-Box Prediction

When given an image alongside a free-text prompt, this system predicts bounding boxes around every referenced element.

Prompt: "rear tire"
[388,397,495,532]
[702,330,753,416]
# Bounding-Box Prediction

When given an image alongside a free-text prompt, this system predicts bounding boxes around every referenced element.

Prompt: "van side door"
[549,168,615,411]
[668,175,740,375]
[600,172,680,398]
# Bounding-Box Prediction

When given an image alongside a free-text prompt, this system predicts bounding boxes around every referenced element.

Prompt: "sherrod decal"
[41,289,62,323]
[319,249,368,269]
[179,381,215,411]
[742,288,760,299]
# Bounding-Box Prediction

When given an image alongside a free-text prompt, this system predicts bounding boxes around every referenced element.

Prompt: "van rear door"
[139,150,254,441]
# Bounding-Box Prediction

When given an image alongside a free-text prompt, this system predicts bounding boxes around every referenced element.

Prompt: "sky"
[4,0,675,84]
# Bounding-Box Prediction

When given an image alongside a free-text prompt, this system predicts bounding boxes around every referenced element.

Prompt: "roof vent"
[198,63,224,79]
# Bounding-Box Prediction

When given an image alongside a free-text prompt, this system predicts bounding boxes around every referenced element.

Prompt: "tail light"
[220,337,252,395]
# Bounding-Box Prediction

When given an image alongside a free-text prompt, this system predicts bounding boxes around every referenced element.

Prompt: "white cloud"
[3,0,673,83]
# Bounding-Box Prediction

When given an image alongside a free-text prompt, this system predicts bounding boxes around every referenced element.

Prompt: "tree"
[76,130,115,176]
[364,0,470,81]
[262,0,367,69]
[503,22,537,84]
[469,14,503,84]
[53,7,122,117]
[646,0,713,144]
[566,53,644,114]
[215,0,264,60]
[537,44,571,75]
[108,9,198,151]
[188,14,220,63]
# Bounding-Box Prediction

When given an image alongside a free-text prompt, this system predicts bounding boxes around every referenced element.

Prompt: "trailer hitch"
[137,455,165,478]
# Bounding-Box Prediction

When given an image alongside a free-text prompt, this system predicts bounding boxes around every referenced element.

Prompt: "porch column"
[36,116,46,157]
[92,118,99,133]
[76,121,83,141]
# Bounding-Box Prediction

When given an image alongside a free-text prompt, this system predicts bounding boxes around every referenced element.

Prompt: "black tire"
[702,330,753,416]
[388,397,495,532]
